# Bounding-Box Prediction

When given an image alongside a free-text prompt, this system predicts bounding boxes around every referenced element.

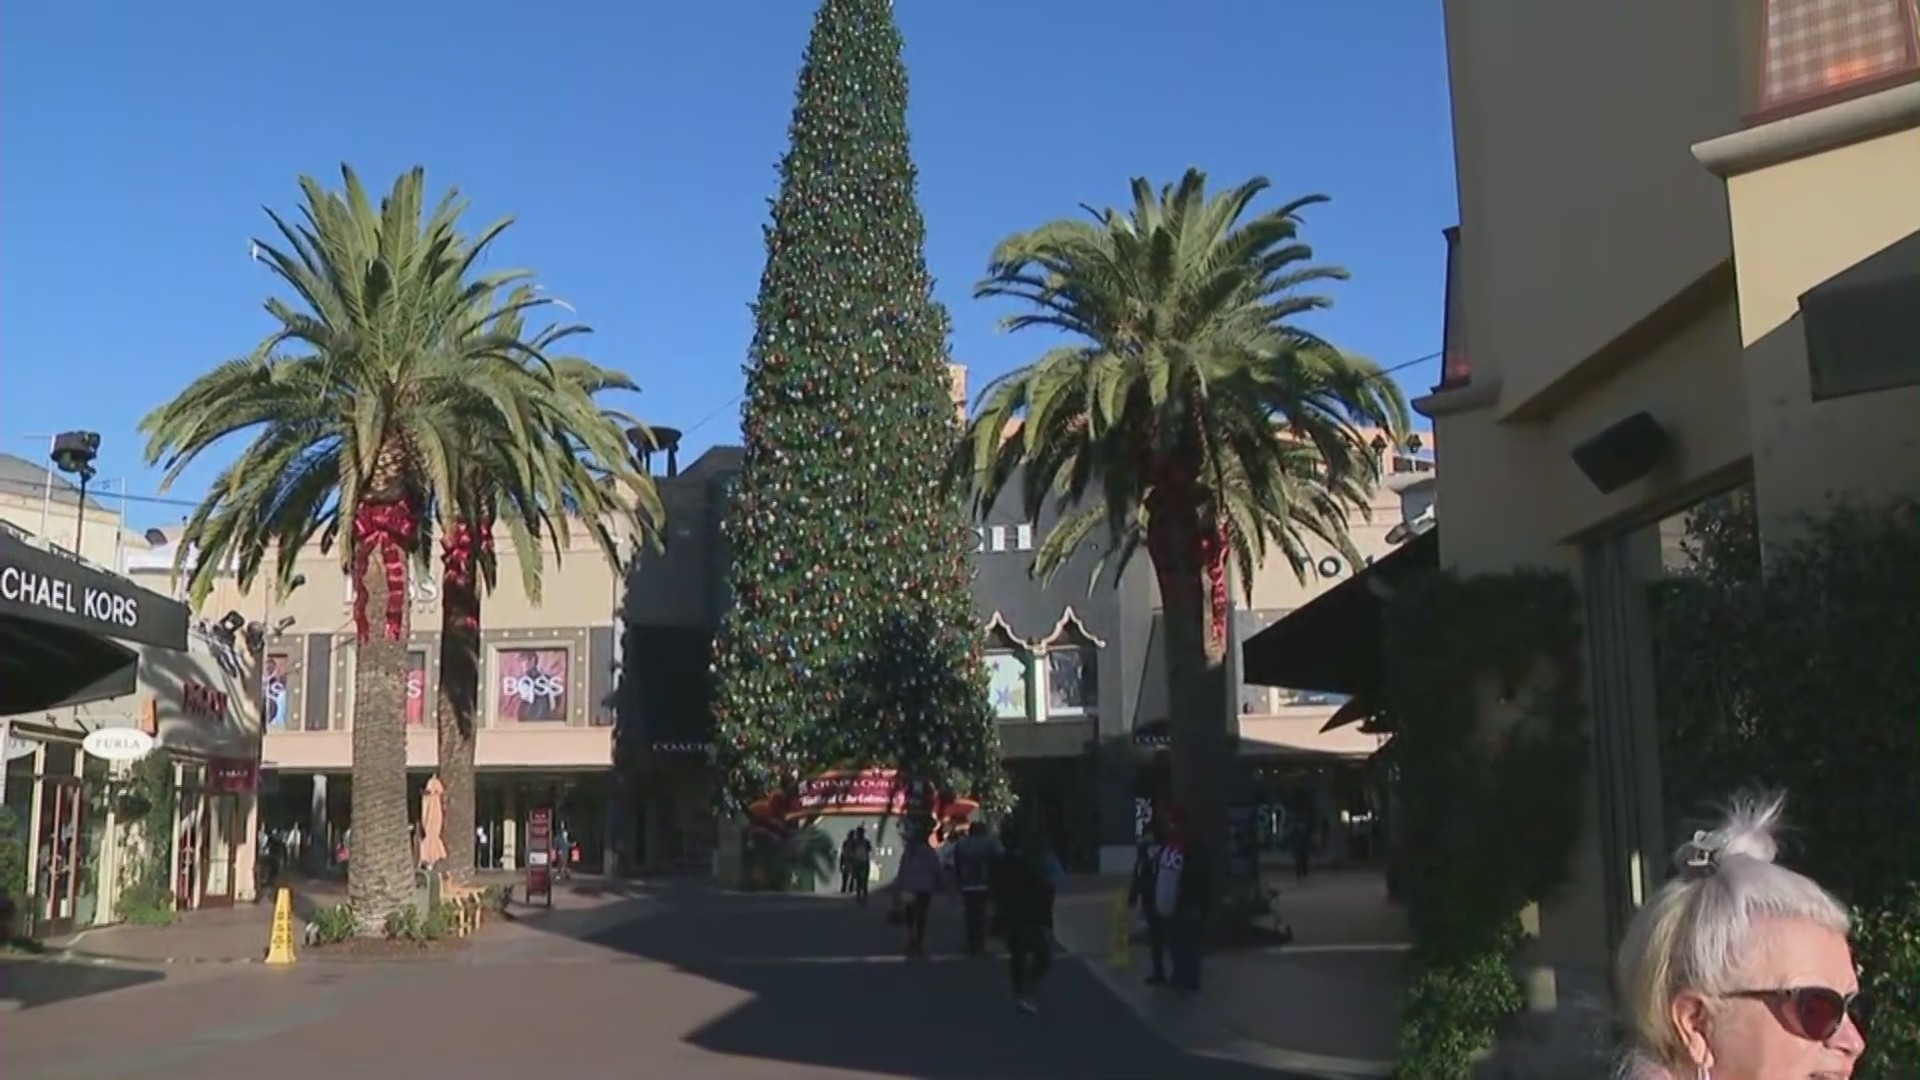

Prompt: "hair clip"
[1683,830,1719,874]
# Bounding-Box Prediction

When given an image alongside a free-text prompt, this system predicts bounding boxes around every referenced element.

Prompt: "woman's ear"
[1670,989,1715,1068]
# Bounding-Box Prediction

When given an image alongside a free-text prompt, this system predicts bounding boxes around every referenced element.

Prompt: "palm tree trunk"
[348,498,421,935]
[1147,495,1236,928]
[435,522,485,881]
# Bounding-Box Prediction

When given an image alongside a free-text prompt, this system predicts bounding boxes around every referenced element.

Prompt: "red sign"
[207,757,258,792]
[525,807,554,905]
[746,771,981,828]
[182,681,230,722]
[794,769,910,817]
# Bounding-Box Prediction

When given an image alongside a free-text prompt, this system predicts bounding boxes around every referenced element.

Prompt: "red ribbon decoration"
[350,501,418,642]
[440,521,494,632]
[1198,524,1231,651]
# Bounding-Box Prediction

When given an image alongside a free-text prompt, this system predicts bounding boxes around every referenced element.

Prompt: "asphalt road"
[1,885,1309,1080]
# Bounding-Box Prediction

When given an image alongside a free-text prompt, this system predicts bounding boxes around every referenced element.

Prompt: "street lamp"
[50,431,101,556]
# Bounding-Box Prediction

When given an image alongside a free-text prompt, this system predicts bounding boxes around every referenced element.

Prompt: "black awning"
[0,614,139,714]
[1803,229,1920,403]
[0,531,190,651]
[1241,527,1440,696]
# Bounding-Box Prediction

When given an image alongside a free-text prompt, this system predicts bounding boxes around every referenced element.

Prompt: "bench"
[438,873,487,936]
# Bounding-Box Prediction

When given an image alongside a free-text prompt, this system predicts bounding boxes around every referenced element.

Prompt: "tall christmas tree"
[711,0,1006,813]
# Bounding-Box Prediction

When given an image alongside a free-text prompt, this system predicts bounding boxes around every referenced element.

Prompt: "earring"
[1697,1069,1711,1080]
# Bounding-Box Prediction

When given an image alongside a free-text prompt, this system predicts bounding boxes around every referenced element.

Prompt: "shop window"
[264,651,296,730]
[985,650,1033,720]
[1757,0,1919,119]
[1045,642,1099,717]
[495,646,571,723]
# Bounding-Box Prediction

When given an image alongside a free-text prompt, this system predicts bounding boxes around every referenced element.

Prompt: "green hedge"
[1652,497,1919,1077]
[1381,570,1590,1078]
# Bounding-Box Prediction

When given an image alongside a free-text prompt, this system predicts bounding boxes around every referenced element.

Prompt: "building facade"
[128,523,627,876]
[1428,0,1918,1004]
[616,415,1434,879]
[2,519,260,939]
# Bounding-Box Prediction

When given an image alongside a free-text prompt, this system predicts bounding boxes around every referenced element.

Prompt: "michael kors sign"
[972,523,1035,554]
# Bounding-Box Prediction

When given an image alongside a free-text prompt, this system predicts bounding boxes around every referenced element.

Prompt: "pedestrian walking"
[893,822,943,957]
[839,832,857,894]
[951,821,1001,957]
[993,819,1054,1015]
[844,826,873,905]
[1129,820,1171,985]
[1291,813,1313,882]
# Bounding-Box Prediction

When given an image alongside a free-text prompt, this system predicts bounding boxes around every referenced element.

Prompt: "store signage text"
[183,680,231,722]
[971,523,1035,555]
[83,728,157,762]
[0,565,141,630]
[341,574,440,607]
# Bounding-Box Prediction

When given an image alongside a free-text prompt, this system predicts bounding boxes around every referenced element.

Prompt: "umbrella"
[420,776,449,868]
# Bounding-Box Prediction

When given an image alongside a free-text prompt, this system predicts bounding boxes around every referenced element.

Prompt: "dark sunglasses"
[1725,986,1865,1042]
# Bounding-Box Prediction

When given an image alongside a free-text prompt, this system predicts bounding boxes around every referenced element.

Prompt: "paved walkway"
[3,881,1321,1080]
[40,872,636,964]
[1053,868,1409,1078]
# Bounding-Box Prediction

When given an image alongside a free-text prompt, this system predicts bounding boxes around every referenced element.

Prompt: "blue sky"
[0,0,1456,529]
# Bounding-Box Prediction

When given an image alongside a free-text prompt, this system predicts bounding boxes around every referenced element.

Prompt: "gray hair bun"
[1675,791,1786,876]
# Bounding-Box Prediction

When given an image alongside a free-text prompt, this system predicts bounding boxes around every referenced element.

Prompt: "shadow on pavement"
[0,959,166,1011]
[572,881,1309,1079]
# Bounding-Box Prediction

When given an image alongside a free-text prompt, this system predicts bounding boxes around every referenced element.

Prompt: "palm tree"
[956,169,1409,889]
[141,165,648,932]
[433,287,664,878]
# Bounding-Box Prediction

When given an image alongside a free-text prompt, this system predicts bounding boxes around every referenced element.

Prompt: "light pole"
[50,431,101,557]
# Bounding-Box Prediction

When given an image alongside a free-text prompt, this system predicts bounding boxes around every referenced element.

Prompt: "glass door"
[176,793,202,909]
[200,795,237,906]
[35,780,84,936]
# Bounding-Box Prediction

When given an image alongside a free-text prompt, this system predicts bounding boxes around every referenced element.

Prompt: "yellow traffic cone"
[1108,889,1132,971]
[264,887,297,965]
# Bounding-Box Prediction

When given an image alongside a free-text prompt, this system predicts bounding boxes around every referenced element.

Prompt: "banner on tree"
[745,769,979,829]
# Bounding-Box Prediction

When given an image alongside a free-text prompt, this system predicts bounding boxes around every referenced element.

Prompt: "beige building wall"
[1223,430,1435,758]
[128,522,630,774]
[0,487,133,571]
[1701,103,1920,535]
[1431,0,1920,1003]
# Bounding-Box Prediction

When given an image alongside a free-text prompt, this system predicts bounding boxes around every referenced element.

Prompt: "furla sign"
[971,523,1035,554]
[83,727,156,762]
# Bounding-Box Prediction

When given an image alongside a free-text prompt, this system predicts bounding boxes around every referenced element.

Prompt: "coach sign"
[0,530,189,651]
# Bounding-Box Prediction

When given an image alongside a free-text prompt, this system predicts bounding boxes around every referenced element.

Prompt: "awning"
[0,618,138,713]
[1240,527,1439,696]
[0,530,189,715]
[0,531,189,651]
[1803,229,1920,402]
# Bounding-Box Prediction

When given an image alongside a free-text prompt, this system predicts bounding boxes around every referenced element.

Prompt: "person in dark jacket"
[993,819,1054,1014]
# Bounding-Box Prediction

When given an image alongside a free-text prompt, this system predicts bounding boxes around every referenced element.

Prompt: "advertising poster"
[406,651,429,726]
[264,653,292,730]
[498,648,568,722]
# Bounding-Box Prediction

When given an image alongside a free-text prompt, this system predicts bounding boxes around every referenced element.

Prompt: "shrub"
[0,806,26,903]
[310,903,357,945]
[1381,570,1589,1078]
[1653,497,1920,1077]
[118,882,176,926]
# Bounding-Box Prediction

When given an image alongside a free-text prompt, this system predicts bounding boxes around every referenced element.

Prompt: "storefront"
[0,529,194,936]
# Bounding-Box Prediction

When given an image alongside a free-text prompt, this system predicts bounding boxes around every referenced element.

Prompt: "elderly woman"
[1616,793,1866,1078]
